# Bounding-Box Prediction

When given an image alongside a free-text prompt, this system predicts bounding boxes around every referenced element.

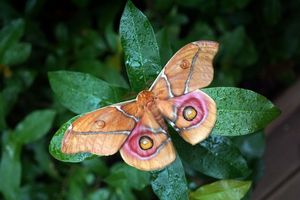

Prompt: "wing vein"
[184,47,201,94]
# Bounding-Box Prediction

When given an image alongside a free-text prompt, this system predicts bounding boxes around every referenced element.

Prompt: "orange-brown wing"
[120,108,176,171]
[156,90,216,145]
[61,100,143,156]
[150,41,219,99]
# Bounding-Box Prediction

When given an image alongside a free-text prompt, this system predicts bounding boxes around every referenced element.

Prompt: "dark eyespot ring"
[183,106,197,121]
[139,136,153,150]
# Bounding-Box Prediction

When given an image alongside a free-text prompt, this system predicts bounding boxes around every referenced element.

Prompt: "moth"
[61,41,219,171]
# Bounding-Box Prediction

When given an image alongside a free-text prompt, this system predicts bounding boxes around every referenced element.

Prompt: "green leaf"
[0,110,54,199]
[186,22,216,41]
[82,158,109,178]
[66,167,87,200]
[14,109,56,144]
[156,29,173,65]
[0,19,25,61]
[1,42,32,66]
[87,188,110,200]
[203,87,280,136]
[120,0,161,92]
[231,131,265,160]
[190,180,252,200]
[151,157,189,200]
[0,132,21,200]
[219,27,258,68]
[48,71,127,114]
[32,140,59,178]
[263,0,281,26]
[72,29,106,60]
[113,188,136,200]
[105,22,119,52]
[231,132,266,183]
[2,69,35,115]
[220,0,251,12]
[54,23,69,43]
[49,115,95,162]
[174,135,251,179]
[0,92,6,129]
[74,59,129,89]
[105,163,150,190]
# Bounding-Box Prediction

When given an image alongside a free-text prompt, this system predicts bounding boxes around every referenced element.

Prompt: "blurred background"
[0,0,299,199]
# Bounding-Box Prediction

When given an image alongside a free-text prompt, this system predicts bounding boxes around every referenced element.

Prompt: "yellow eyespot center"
[183,106,197,121]
[139,136,153,150]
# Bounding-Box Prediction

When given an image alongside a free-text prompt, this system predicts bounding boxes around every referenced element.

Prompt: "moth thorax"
[137,90,154,106]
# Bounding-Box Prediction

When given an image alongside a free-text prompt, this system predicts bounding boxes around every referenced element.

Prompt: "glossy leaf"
[174,134,251,179]
[203,87,280,136]
[120,0,161,92]
[151,157,189,200]
[49,115,95,162]
[48,71,127,114]
[190,180,252,200]
[14,109,56,144]
[105,163,150,190]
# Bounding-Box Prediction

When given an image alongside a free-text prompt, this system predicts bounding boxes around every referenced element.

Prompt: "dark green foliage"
[120,1,161,92]
[0,0,296,199]
[151,157,189,200]
[0,19,31,66]
[174,134,251,179]
[203,87,280,136]
[48,71,127,114]
[0,110,55,200]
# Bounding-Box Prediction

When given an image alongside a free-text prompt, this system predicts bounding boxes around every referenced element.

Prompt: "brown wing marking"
[156,90,216,145]
[150,41,219,99]
[119,109,176,171]
[61,100,139,156]
[185,41,218,94]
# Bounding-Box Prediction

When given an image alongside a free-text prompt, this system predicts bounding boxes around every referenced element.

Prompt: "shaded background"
[0,0,299,199]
